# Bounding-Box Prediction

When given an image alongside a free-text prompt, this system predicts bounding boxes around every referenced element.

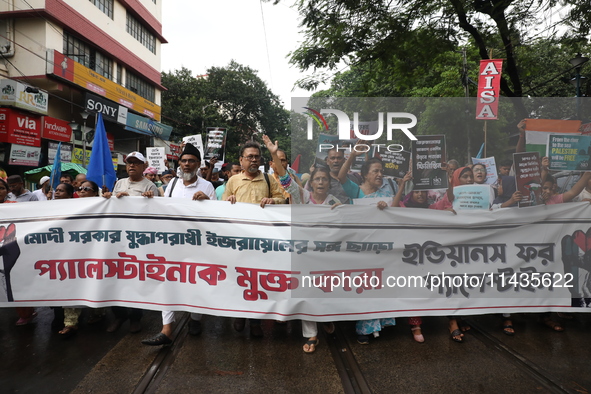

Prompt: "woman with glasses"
[472,163,488,185]
[77,180,100,197]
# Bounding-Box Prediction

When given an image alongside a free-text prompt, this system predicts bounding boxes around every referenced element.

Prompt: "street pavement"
[1,307,590,393]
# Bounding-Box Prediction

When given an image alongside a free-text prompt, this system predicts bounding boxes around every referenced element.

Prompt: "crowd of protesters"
[2,124,591,353]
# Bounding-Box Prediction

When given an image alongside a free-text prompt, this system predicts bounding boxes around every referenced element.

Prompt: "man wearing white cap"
[102,151,159,333]
[32,176,50,201]
[103,151,159,199]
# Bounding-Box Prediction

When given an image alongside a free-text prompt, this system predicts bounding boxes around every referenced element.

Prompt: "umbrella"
[24,163,87,184]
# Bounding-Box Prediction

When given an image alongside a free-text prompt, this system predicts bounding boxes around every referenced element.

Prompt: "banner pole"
[484,120,487,158]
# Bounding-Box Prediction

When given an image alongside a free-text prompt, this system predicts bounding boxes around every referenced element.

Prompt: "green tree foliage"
[271,0,589,102]
[161,62,290,162]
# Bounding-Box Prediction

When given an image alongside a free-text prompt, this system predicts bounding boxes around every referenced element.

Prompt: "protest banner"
[475,59,503,120]
[452,184,493,210]
[514,152,543,207]
[373,148,410,178]
[471,156,498,185]
[204,127,227,162]
[548,134,591,171]
[146,147,166,173]
[411,135,448,190]
[3,198,588,319]
[182,134,204,161]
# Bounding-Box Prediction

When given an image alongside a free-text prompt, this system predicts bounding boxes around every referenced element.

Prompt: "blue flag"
[475,143,485,159]
[49,142,62,190]
[86,113,117,191]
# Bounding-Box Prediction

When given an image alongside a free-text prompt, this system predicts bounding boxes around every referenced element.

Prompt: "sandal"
[59,325,78,339]
[322,322,335,334]
[303,338,319,353]
[411,326,424,343]
[542,317,564,332]
[450,328,463,343]
[502,320,515,336]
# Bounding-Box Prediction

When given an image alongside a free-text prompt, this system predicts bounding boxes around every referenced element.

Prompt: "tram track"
[132,312,190,394]
[466,318,573,394]
[129,316,578,394]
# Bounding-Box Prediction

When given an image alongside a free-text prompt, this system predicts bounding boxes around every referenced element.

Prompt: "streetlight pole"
[569,53,589,120]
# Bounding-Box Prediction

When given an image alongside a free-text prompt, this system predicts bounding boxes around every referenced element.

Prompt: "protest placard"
[452,184,493,210]
[514,152,543,207]
[411,135,447,190]
[146,147,166,173]
[548,134,591,171]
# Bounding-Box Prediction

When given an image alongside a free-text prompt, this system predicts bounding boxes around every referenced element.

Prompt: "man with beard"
[103,151,158,333]
[222,141,286,337]
[141,143,216,346]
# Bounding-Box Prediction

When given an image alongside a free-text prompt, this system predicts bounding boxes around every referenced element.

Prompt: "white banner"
[1,198,590,321]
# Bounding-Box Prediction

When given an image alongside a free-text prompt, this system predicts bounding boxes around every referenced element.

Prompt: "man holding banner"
[103,151,158,333]
[141,142,216,346]
[223,141,286,337]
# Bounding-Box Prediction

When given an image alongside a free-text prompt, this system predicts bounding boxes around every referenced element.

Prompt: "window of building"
[63,32,113,80]
[126,12,156,54]
[89,0,114,19]
[126,70,155,102]
[116,64,122,85]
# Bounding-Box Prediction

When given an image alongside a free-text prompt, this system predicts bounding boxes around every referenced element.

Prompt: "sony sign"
[85,93,128,124]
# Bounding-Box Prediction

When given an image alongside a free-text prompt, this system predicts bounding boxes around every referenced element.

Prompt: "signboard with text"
[42,116,72,142]
[49,50,161,121]
[8,143,41,166]
[0,79,48,115]
[476,59,503,119]
[0,108,42,147]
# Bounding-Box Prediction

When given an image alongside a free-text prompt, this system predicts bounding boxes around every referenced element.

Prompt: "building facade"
[0,0,172,178]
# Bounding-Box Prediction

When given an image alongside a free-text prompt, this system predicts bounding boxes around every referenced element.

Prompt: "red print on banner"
[476,59,503,120]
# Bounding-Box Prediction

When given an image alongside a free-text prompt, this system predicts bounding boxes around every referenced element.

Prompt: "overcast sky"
[161,0,325,109]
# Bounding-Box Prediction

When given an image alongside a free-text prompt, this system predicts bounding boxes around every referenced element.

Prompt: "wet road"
[1,307,590,393]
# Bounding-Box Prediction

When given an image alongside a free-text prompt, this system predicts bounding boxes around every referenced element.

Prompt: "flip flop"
[303,338,319,353]
[450,328,463,343]
[502,323,515,336]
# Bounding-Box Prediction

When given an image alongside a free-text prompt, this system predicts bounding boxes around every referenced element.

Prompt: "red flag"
[291,154,301,173]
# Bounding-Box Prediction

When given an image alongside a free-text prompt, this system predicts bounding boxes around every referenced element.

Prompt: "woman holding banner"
[337,147,395,200]
[336,145,397,344]
[263,135,337,353]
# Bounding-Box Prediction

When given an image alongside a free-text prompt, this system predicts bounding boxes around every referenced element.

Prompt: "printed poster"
[514,152,543,207]
[411,135,448,190]
[548,134,591,171]
[452,184,493,210]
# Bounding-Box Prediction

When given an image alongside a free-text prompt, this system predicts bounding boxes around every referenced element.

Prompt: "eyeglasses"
[242,155,261,161]
[473,167,486,173]
[180,159,198,164]
[79,186,94,192]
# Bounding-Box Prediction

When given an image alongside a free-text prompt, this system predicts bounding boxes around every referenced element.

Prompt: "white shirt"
[164,176,217,200]
[32,189,47,201]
